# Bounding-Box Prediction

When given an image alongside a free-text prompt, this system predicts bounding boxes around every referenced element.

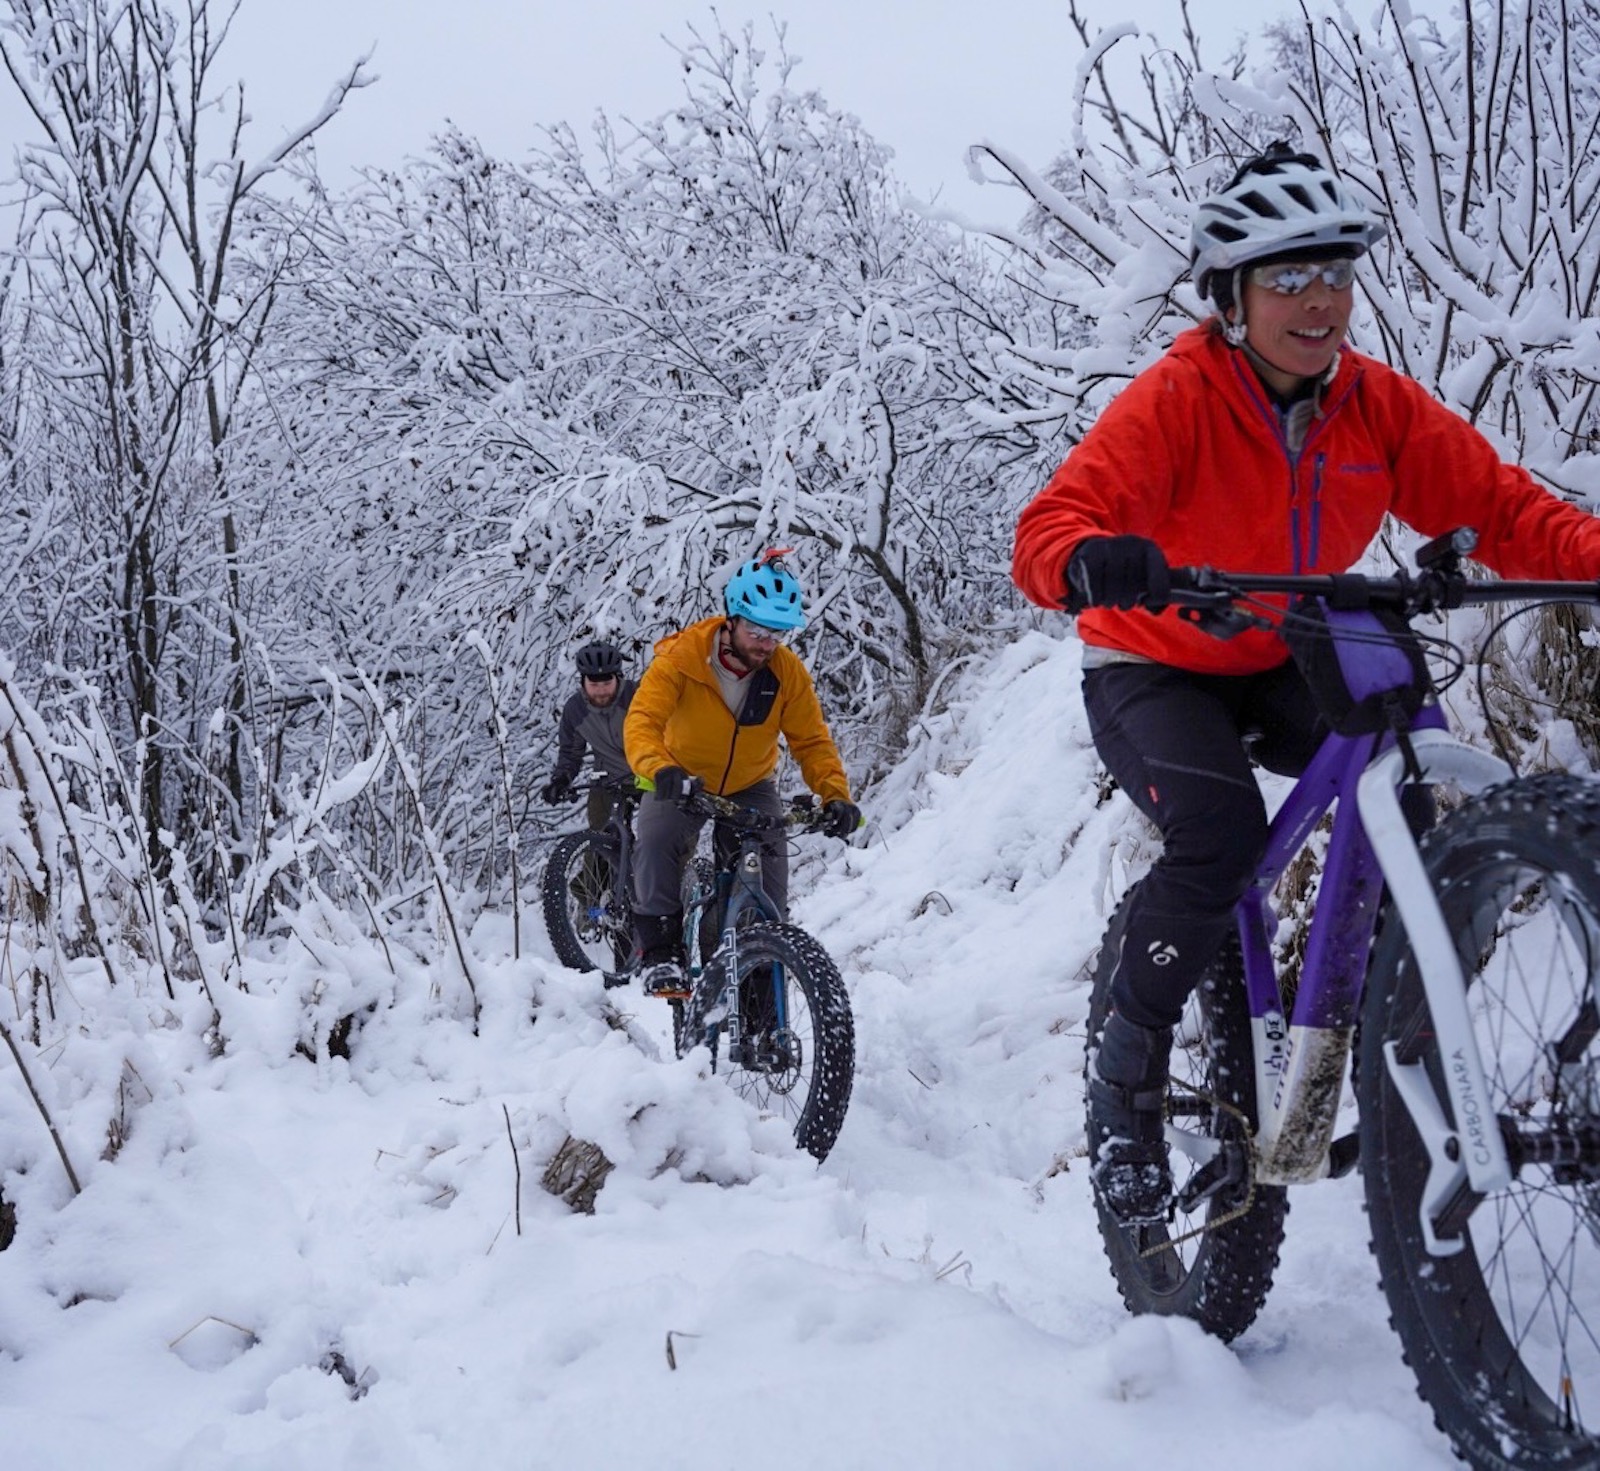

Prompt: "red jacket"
[1012,324,1600,674]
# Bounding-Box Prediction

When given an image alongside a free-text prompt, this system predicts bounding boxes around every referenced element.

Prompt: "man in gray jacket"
[541,641,637,830]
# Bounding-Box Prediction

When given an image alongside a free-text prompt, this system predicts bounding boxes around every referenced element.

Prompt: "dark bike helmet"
[575,640,625,679]
[1190,142,1386,307]
[723,548,807,631]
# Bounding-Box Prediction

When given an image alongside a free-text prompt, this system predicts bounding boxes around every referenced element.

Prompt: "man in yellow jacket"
[624,550,860,995]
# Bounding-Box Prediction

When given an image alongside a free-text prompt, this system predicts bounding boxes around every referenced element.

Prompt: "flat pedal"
[601,970,632,990]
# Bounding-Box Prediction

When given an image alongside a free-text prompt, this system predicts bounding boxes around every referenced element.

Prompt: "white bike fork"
[1357,728,1515,1255]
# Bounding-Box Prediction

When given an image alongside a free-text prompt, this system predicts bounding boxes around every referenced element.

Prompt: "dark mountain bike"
[663,788,856,1162]
[1082,527,1600,1470]
[539,776,639,973]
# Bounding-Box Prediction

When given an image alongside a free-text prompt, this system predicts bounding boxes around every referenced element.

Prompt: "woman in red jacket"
[1011,142,1600,1224]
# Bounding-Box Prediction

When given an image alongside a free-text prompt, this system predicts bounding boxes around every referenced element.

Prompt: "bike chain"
[1136,1080,1261,1259]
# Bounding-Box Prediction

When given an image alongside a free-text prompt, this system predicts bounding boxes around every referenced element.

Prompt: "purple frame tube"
[1236,704,1449,1032]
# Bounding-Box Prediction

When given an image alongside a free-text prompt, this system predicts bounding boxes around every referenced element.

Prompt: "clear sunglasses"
[1248,258,1357,294]
[734,617,789,645]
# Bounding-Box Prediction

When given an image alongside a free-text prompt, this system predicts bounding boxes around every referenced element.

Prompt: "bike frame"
[1359,732,1519,1251]
[589,795,636,897]
[683,823,786,1036]
[1208,612,1515,1215]
[571,782,638,947]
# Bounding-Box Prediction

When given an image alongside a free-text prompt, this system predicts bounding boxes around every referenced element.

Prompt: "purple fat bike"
[1084,527,1600,1471]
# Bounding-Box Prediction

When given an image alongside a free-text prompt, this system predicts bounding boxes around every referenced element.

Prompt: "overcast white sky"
[222,0,1304,215]
[4,1,1465,224]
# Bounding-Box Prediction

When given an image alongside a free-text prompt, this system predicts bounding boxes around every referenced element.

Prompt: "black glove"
[653,766,700,803]
[540,778,573,805]
[821,799,862,840]
[1064,535,1171,614]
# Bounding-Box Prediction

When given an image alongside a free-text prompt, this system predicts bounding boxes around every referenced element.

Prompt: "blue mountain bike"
[1084,528,1600,1470]
[667,788,856,1163]
[543,780,855,1161]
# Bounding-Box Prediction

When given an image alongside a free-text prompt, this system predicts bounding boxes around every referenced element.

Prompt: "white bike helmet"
[1191,143,1386,303]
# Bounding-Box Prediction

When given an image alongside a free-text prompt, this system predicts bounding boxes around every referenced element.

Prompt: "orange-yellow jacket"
[1013,324,1600,675]
[624,616,852,803]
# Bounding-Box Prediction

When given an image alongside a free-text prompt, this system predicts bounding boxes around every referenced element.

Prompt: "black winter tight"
[1082,659,1327,1029]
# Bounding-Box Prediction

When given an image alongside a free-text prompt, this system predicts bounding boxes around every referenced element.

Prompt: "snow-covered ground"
[0,628,1458,1469]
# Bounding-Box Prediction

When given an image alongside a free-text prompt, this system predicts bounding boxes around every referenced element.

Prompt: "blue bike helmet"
[724,549,807,631]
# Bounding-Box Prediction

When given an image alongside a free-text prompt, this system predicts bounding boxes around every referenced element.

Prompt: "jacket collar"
[1177,323,1362,433]
[1237,340,1341,414]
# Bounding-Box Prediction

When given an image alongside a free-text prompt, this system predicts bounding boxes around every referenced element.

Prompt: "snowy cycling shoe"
[638,957,690,999]
[1087,1011,1173,1225]
[634,914,691,999]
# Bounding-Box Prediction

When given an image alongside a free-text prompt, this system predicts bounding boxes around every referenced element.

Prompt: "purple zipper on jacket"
[1230,355,1306,572]
[1310,452,1326,566]
[1228,351,1360,575]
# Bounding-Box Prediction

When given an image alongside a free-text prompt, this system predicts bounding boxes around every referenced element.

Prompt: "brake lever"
[1166,568,1272,640]
[1181,608,1268,639]
[1173,598,1270,640]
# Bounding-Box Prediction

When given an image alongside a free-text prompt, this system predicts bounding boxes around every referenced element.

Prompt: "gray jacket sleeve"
[550,692,588,784]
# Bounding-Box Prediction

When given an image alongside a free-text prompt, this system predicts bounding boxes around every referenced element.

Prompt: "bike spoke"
[1469,874,1600,1429]
[676,919,853,1161]
[1364,783,1600,1463]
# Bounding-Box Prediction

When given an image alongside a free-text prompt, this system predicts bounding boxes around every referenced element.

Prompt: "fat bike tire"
[1086,888,1289,1343]
[679,922,854,1162]
[1358,773,1600,1470]
[540,831,631,973]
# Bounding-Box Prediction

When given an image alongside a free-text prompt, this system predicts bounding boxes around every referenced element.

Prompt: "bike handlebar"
[1167,565,1600,617]
[678,787,835,835]
[577,774,640,796]
[539,773,640,808]
[1155,525,1600,639]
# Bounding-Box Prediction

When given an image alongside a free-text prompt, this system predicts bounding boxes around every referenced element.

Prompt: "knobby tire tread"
[540,831,629,973]
[1358,772,1600,1471]
[680,921,854,1162]
[1086,887,1290,1343]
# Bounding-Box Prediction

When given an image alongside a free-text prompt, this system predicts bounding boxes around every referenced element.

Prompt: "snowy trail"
[0,630,1460,1468]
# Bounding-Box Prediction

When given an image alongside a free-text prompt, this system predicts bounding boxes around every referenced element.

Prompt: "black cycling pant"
[1083,658,1329,1030]
[1084,657,1434,1028]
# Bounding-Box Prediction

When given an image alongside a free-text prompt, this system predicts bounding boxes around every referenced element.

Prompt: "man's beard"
[722,625,772,672]
[728,638,770,671]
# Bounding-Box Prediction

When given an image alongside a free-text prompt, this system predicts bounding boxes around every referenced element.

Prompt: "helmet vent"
[1236,189,1285,219]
